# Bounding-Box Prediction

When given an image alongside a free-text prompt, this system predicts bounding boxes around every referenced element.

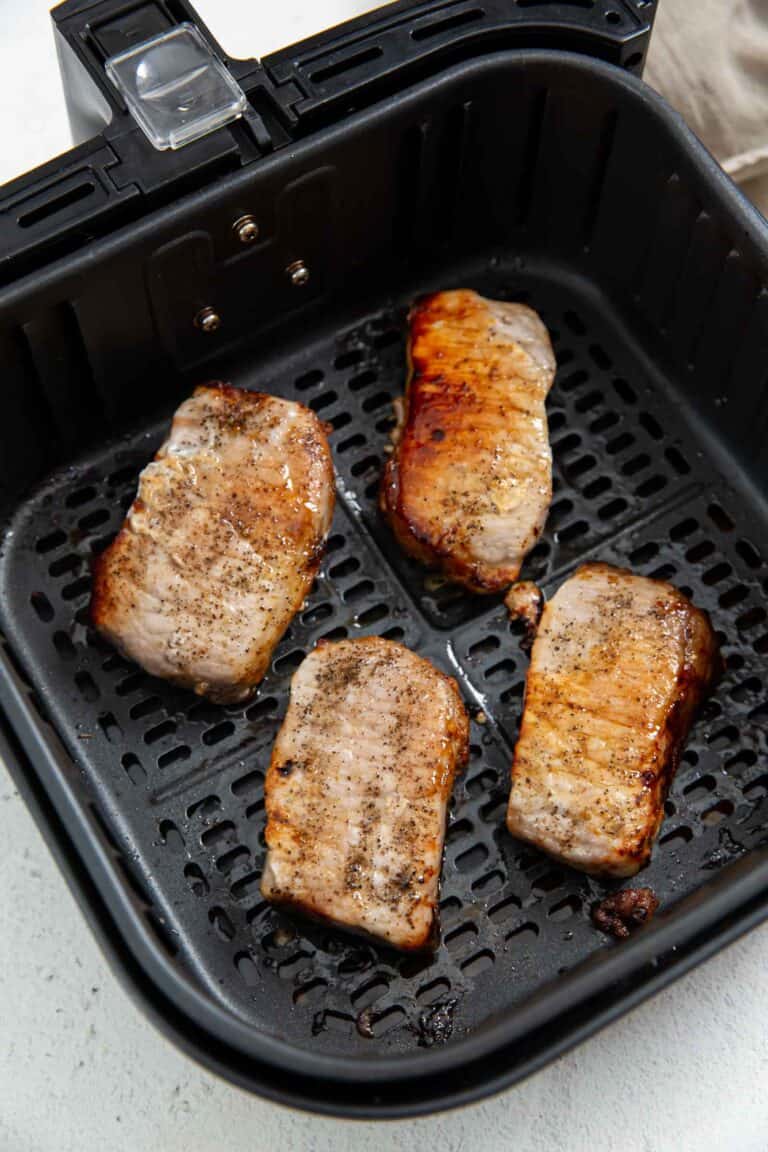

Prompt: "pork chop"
[380,290,556,592]
[261,637,470,950]
[506,563,720,876]
[92,384,334,704]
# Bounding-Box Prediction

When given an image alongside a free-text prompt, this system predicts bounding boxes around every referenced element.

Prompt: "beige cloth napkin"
[645,0,768,216]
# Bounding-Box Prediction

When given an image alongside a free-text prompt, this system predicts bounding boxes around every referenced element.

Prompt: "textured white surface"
[2,762,768,1152]
[1,4,767,1150]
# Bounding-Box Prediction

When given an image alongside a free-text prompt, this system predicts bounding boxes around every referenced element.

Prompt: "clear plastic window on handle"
[104,23,247,151]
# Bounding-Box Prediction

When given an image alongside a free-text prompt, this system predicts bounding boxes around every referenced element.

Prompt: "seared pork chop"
[506,563,719,877]
[261,637,469,950]
[93,384,334,704]
[381,290,556,592]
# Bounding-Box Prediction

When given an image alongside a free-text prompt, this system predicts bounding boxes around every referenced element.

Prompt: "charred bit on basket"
[505,581,544,651]
[415,998,459,1048]
[592,888,660,939]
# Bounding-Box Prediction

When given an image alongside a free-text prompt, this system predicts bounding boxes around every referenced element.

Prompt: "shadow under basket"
[1,46,768,1118]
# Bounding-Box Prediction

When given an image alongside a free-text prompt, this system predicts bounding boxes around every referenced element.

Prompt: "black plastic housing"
[0,0,655,281]
[1,0,768,1121]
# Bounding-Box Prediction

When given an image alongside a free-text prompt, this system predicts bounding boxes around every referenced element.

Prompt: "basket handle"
[267,0,657,132]
[0,0,656,280]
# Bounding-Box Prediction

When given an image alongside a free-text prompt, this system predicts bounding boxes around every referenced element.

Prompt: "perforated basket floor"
[2,257,767,1057]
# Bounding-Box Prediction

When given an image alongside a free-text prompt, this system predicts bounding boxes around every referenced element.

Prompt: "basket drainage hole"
[444,923,478,953]
[446,819,472,845]
[356,603,388,627]
[622,453,651,477]
[295,368,324,391]
[203,720,235,746]
[209,906,236,941]
[531,868,565,896]
[735,540,762,569]
[359,1006,406,1039]
[744,775,768,800]
[683,775,717,800]
[439,895,463,919]
[334,348,365,371]
[79,507,111,533]
[468,635,500,659]
[277,951,313,979]
[309,390,338,413]
[417,977,451,1004]
[75,670,100,702]
[312,1010,354,1036]
[329,556,359,580]
[158,745,190,769]
[548,895,582,921]
[484,658,516,683]
[373,329,400,350]
[472,869,505,894]
[36,529,67,553]
[701,800,734,826]
[30,592,54,622]
[350,454,380,478]
[557,520,589,545]
[460,949,494,977]
[158,819,185,852]
[231,870,261,900]
[708,725,739,749]
[349,369,377,392]
[314,621,346,643]
[115,672,145,697]
[730,678,761,704]
[218,847,250,876]
[201,820,236,849]
[231,769,264,798]
[245,696,278,722]
[99,712,122,743]
[351,976,389,1009]
[235,951,259,987]
[338,433,366,454]
[63,577,93,603]
[466,769,498,799]
[293,978,328,1005]
[144,719,175,745]
[506,922,540,945]
[659,825,694,848]
[121,752,146,785]
[183,862,209,897]
[65,485,97,509]
[488,894,522,924]
[130,695,162,721]
[274,650,305,676]
[53,631,76,660]
[187,794,221,819]
[344,579,375,604]
[725,748,758,773]
[107,465,137,488]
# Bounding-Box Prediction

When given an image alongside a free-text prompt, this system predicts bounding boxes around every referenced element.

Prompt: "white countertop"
[1,5,767,1150]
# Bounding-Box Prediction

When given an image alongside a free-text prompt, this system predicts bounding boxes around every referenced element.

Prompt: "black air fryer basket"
[1,0,767,1119]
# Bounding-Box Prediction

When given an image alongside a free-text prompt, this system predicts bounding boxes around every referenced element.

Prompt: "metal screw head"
[233,214,260,244]
[287,259,310,288]
[195,306,221,334]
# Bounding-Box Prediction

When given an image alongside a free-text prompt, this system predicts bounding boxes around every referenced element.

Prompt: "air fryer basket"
[1,20,768,1118]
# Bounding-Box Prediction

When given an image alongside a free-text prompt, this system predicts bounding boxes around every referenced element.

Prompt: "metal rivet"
[233,214,260,244]
[195,306,221,334]
[287,259,310,288]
